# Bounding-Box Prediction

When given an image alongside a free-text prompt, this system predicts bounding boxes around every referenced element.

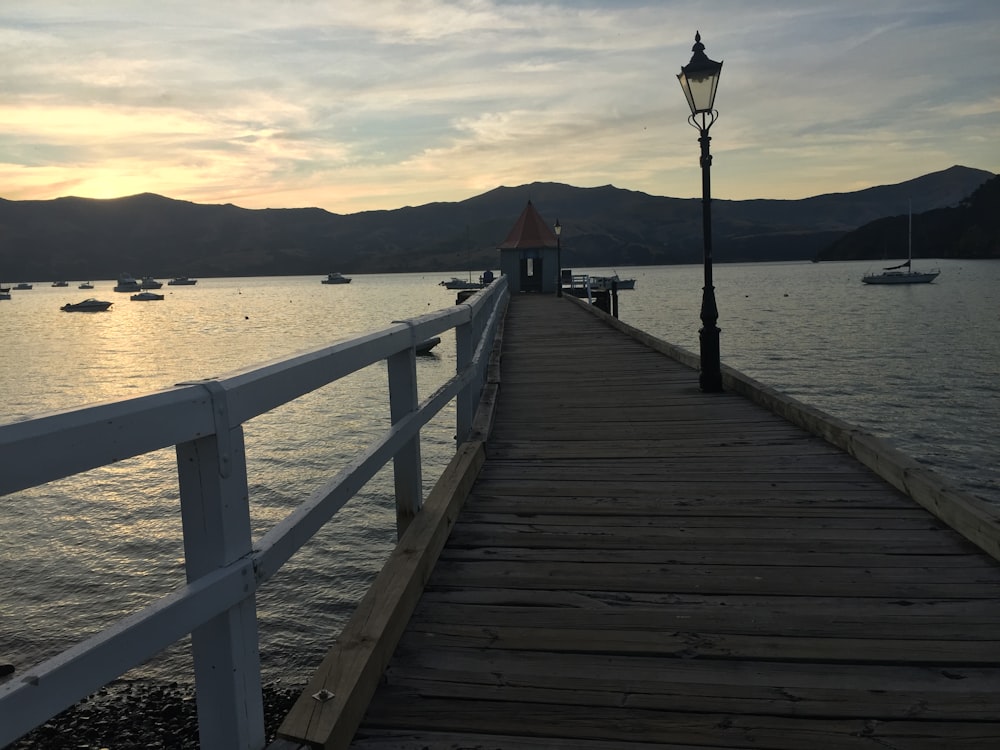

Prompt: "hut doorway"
[519,254,544,293]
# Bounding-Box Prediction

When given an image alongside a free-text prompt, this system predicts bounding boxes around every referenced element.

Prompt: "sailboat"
[862,203,940,285]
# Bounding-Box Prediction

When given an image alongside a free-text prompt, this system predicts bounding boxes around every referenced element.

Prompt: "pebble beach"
[5,680,300,749]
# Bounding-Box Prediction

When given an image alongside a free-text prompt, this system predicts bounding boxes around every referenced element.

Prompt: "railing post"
[475,299,490,391]
[176,384,264,750]
[455,315,475,444]
[388,346,422,537]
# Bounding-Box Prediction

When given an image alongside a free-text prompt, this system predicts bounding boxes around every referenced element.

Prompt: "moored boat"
[167,277,198,285]
[79,282,94,290]
[416,336,441,355]
[130,291,164,301]
[589,274,636,291]
[862,266,940,285]
[114,273,142,292]
[321,272,351,284]
[140,276,163,289]
[862,203,940,285]
[439,277,483,290]
[61,298,112,312]
[13,283,33,290]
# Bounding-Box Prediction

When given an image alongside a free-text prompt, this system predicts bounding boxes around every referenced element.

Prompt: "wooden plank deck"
[278,294,1000,749]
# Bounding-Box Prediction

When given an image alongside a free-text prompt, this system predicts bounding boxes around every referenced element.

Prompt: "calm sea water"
[1,262,997,692]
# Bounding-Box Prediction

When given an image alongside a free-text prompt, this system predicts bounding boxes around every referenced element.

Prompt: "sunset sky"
[1,1,997,214]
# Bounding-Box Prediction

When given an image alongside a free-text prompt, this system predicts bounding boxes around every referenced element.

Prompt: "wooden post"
[176,382,264,750]
[455,317,474,444]
[388,347,422,537]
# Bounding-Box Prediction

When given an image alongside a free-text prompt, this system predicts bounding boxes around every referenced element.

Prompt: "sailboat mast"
[908,200,912,263]
[466,226,472,283]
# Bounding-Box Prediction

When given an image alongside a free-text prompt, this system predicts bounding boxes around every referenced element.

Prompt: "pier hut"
[497,200,560,294]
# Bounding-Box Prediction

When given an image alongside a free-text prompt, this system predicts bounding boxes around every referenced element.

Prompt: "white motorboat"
[114,273,142,292]
[79,282,94,289]
[321,272,352,284]
[141,276,163,289]
[439,277,483,290]
[167,277,198,285]
[589,274,636,291]
[130,291,164,301]
[61,298,112,312]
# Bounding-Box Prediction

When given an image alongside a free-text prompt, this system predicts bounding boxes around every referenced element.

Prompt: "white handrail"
[0,277,509,749]
[564,273,594,303]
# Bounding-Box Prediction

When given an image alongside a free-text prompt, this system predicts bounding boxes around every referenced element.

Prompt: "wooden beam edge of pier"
[566,293,1000,561]
[274,298,508,749]
[275,439,486,749]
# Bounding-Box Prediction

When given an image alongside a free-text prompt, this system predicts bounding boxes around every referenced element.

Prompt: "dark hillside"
[817,174,1000,261]
[0,165,992,281]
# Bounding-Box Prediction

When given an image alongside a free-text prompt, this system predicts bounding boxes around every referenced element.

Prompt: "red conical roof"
[498,200,559,249]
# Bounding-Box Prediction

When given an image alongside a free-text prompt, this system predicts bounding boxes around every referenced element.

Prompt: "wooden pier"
[275,294,1000,749]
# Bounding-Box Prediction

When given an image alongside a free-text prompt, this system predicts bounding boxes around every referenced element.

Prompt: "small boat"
[167,277,198,285]
[79,282,94,290]
[863,264,939,284]
[130,291,164,301]
[321,272,352,284]
[589,274,636,291]
[862,203,940,285]
[114,273,142,292]
[140,276,163,289]
[13,283,33,290]
[439,277,483,290]
[416,337,441,355]
[0,290,9,301]
[51,280,69,287]
[61,298,112,312]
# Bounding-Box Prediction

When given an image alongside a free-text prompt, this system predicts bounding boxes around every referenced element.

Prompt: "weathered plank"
[382,646,1000,718]
[358,692,1000,749]
[410,596,1000,638]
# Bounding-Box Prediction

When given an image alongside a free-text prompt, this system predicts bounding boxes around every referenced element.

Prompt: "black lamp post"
[677,31,723,393]
[554,219,563,297]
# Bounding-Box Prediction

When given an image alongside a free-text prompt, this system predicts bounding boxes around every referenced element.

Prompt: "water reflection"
[1,274,461,683]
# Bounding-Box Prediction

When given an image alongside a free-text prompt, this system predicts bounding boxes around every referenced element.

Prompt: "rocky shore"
[6,679,300,749]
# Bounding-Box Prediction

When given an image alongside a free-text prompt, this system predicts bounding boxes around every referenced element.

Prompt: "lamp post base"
[699,324,723,392]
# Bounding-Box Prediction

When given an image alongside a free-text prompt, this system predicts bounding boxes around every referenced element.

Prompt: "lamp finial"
[690,31,708,62]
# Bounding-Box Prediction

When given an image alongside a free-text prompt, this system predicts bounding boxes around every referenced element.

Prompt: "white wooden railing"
[0,277,509,749]
[562,273,594,302]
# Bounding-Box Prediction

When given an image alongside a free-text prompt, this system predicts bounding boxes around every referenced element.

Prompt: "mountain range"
[0,165,995,282]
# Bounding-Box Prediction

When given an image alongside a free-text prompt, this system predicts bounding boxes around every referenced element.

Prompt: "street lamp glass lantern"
[677,31,723,114]
[554,219,562,237]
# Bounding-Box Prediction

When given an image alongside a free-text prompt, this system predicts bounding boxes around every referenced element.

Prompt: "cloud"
[0,1,997,212]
